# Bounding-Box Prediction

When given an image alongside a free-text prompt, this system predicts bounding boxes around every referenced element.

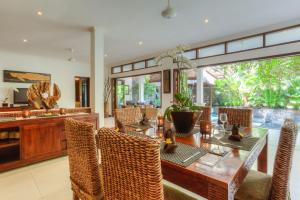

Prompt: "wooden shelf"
[0,139,20,149]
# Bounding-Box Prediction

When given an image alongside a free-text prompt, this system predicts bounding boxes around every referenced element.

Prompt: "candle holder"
[59,108,66,115]
[22,110,30,118]
[157,116,164,129]
[200,120,212,138]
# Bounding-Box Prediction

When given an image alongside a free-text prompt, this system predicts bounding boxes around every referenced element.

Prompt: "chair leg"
[73,192,79,200]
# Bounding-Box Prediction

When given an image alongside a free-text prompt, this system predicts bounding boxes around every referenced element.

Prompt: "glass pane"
[115,73,162,108]
[183,50,196,59]
[133,61,145,70]
[112,66,121,74]
[116,80,125,108]
[227,36,263,53]
[147,59,157,67]
[266,26,300,46]
[198,44,225,58]
[123,64,132,72]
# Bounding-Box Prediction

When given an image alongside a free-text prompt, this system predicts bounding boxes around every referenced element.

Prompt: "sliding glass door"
[179,55,300,128]
[114,72,162,108]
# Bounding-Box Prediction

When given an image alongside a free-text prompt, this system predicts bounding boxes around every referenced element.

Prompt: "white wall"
[0,50,90,108]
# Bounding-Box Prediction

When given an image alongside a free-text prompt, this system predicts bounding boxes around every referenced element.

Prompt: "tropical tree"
[213,55,300,109]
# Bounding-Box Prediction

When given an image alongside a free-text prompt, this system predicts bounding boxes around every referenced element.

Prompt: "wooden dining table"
[159,127,268,200]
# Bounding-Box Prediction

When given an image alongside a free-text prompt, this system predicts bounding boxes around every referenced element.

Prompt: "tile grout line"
[30,170,44,199]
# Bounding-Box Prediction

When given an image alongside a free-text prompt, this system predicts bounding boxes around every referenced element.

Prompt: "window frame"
[111,24,300,74]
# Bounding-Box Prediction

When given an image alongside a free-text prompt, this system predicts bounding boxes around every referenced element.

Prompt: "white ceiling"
[1,0,300,66]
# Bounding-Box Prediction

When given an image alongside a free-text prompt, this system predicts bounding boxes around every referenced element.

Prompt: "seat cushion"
[235,170,272,200]
[163,182,201,200]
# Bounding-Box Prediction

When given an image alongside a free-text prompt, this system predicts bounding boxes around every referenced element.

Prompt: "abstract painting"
[3,70,51,83]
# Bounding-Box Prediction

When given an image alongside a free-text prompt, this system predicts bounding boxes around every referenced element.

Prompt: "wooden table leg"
[258,134,268,173]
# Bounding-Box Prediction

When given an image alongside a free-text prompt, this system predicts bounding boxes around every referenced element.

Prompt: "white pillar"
[90,27,105,127]
[139,76,144,103]
[196,68,204,105]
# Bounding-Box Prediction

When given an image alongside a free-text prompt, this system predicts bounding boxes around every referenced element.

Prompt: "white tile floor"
[0,117,299,200]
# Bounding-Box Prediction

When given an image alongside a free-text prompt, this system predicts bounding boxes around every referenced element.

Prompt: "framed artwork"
[3,70,51,83]
[163,69,171,93]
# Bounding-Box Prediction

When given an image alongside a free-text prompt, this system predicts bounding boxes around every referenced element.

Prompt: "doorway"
[75,76,90,107]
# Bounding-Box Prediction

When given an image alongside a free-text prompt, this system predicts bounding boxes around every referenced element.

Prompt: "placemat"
[205,136,259,151]
[176,129,200,137]
[160,142,207,167]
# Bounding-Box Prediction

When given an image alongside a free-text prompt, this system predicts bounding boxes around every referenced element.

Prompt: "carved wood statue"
[228,124,243,141]
[163,129,178,153]
[139,113,149,125]
[27,82,61,109]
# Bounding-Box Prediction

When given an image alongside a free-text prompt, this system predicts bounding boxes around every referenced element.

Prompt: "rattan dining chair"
[114,107,141,126]
[65,118,103,200]
[218,107,253,127]
[196,106,211,126]
[235,119,298,200]
[97,128,198,200]
[145,107,159,121]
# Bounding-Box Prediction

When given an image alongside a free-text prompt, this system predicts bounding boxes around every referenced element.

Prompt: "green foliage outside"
[116,84,125,106]
[214,55,300,109]
[144,77,161,107]
[116,76,161,107]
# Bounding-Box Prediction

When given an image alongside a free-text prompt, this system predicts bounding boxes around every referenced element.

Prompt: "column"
[90,27,105,127]
[196,68,204,105]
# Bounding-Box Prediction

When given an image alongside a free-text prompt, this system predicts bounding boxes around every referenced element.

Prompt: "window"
[133,61,145,70]
[112,25,300,75]
[266,26,300,46]
[227,36,263,53]
[198,44,225,58]
[147,59,157,67]
[112,66,121,74]
[123,64,132,72]
[183,50,197,59]
[115,73,162,108]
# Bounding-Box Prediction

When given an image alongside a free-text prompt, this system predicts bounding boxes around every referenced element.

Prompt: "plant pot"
[171,111,202,134]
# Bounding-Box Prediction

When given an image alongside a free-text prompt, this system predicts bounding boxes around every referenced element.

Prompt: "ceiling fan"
[161,0,177,19]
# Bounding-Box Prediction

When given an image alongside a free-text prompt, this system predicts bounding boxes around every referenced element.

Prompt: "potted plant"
[164,93,202,133]
[156,45,202,133]
[0,87,19,107]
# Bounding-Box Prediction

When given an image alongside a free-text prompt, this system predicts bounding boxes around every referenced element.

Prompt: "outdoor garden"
[206,55,300,129]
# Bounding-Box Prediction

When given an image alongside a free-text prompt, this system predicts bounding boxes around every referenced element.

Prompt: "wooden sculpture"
[228,124,243,141]
[163,129,178,153]
[139,113,150,125]
[27,82,61,109]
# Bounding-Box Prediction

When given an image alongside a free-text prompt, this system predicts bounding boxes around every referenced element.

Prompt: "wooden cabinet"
[0,113,98,172]
[21,122,63,160]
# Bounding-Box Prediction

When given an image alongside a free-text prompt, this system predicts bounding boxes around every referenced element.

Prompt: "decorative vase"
[171,111,202,134]
[104,101,109,117]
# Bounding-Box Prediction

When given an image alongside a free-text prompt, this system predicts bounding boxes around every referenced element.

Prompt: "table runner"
[160,142,207,167]
[205,136,259,151]
[126,123,152,130]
